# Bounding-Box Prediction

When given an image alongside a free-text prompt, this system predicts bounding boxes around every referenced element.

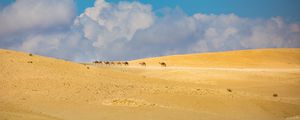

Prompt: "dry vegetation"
[0,48,300,120]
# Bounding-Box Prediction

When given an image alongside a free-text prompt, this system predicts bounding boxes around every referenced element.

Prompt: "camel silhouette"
[123,61,129,66]
[139,62,146,66]
[159,62,166,67]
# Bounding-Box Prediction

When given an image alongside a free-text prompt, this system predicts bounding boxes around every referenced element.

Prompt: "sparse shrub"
[87,66,90,69]
[227,88,232,92]
[273,93,278,97]
[29,53,33,56]
[27,61,33,63]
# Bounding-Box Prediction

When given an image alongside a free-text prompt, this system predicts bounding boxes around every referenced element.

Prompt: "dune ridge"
[131,48,300,68]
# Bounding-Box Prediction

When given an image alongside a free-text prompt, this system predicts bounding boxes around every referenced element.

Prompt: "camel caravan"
[93,60,167,67]
[93,60,129,66]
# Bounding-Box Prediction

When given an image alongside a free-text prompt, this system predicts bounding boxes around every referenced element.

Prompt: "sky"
[0,0,300,61]
[110,0,300,21]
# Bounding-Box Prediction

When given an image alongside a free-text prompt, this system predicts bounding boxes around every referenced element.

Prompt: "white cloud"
[0,0,75,37]
[189,14,300,52]
[0,0,299,62]
[21,33,62,53]
[76,0,154,48]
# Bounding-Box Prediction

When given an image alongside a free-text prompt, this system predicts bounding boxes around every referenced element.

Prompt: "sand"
[0,48,300,120]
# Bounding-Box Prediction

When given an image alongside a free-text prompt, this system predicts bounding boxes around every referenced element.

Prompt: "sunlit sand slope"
[131,48,300,68]
[1,48,300,120]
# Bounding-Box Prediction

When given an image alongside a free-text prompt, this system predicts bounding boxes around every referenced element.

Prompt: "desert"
[1,48,300,120]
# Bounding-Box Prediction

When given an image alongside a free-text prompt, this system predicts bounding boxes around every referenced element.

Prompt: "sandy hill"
[131,48,300,68]
[0,48,300,120]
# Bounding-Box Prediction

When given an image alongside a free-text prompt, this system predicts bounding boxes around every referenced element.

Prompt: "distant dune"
[131,48,300,68]
[0,48,300,120]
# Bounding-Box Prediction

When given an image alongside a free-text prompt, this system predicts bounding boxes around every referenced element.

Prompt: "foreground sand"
[0,48,300,120]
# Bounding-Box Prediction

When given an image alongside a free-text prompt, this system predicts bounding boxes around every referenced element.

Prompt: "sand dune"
[1,48,300,120]
[131,48,300,68]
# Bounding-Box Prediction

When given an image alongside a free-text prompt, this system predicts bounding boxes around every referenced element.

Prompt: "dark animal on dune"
[139,62,146,66]
[159,62,167,67]
[123,61,129,66]
[93,61,99,64]
[104,61,110,65]
[93,61,103,64]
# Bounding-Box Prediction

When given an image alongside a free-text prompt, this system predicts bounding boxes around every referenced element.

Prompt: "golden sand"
[1,48,300,120]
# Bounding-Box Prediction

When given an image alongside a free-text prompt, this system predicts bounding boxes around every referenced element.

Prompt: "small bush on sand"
[29,53,33,56]
[87,67,90,69]
[227,89,232,92]
[273,93,278,97]
[27,61,33,63]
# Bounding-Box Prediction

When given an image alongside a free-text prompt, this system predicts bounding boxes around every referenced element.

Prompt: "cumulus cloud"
[189,14,300,52]
[0,0,75,37]
[76,0,154,48]
[116,12,300,60]
[0,0,299,62]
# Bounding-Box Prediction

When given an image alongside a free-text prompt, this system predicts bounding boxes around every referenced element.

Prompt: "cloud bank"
[0,0,299,61]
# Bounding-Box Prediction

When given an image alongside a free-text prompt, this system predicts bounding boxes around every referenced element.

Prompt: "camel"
[123,61,129,66]
[93,61,103,64]
[104,61,110,65]
[159,62,167,67]
[139,62,146,66]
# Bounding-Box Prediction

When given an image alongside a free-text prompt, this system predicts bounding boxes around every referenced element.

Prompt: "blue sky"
[76,0,300,21]
[2,0,300,21]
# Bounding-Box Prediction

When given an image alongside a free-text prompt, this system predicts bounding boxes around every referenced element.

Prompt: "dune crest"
[131,48,300,68]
